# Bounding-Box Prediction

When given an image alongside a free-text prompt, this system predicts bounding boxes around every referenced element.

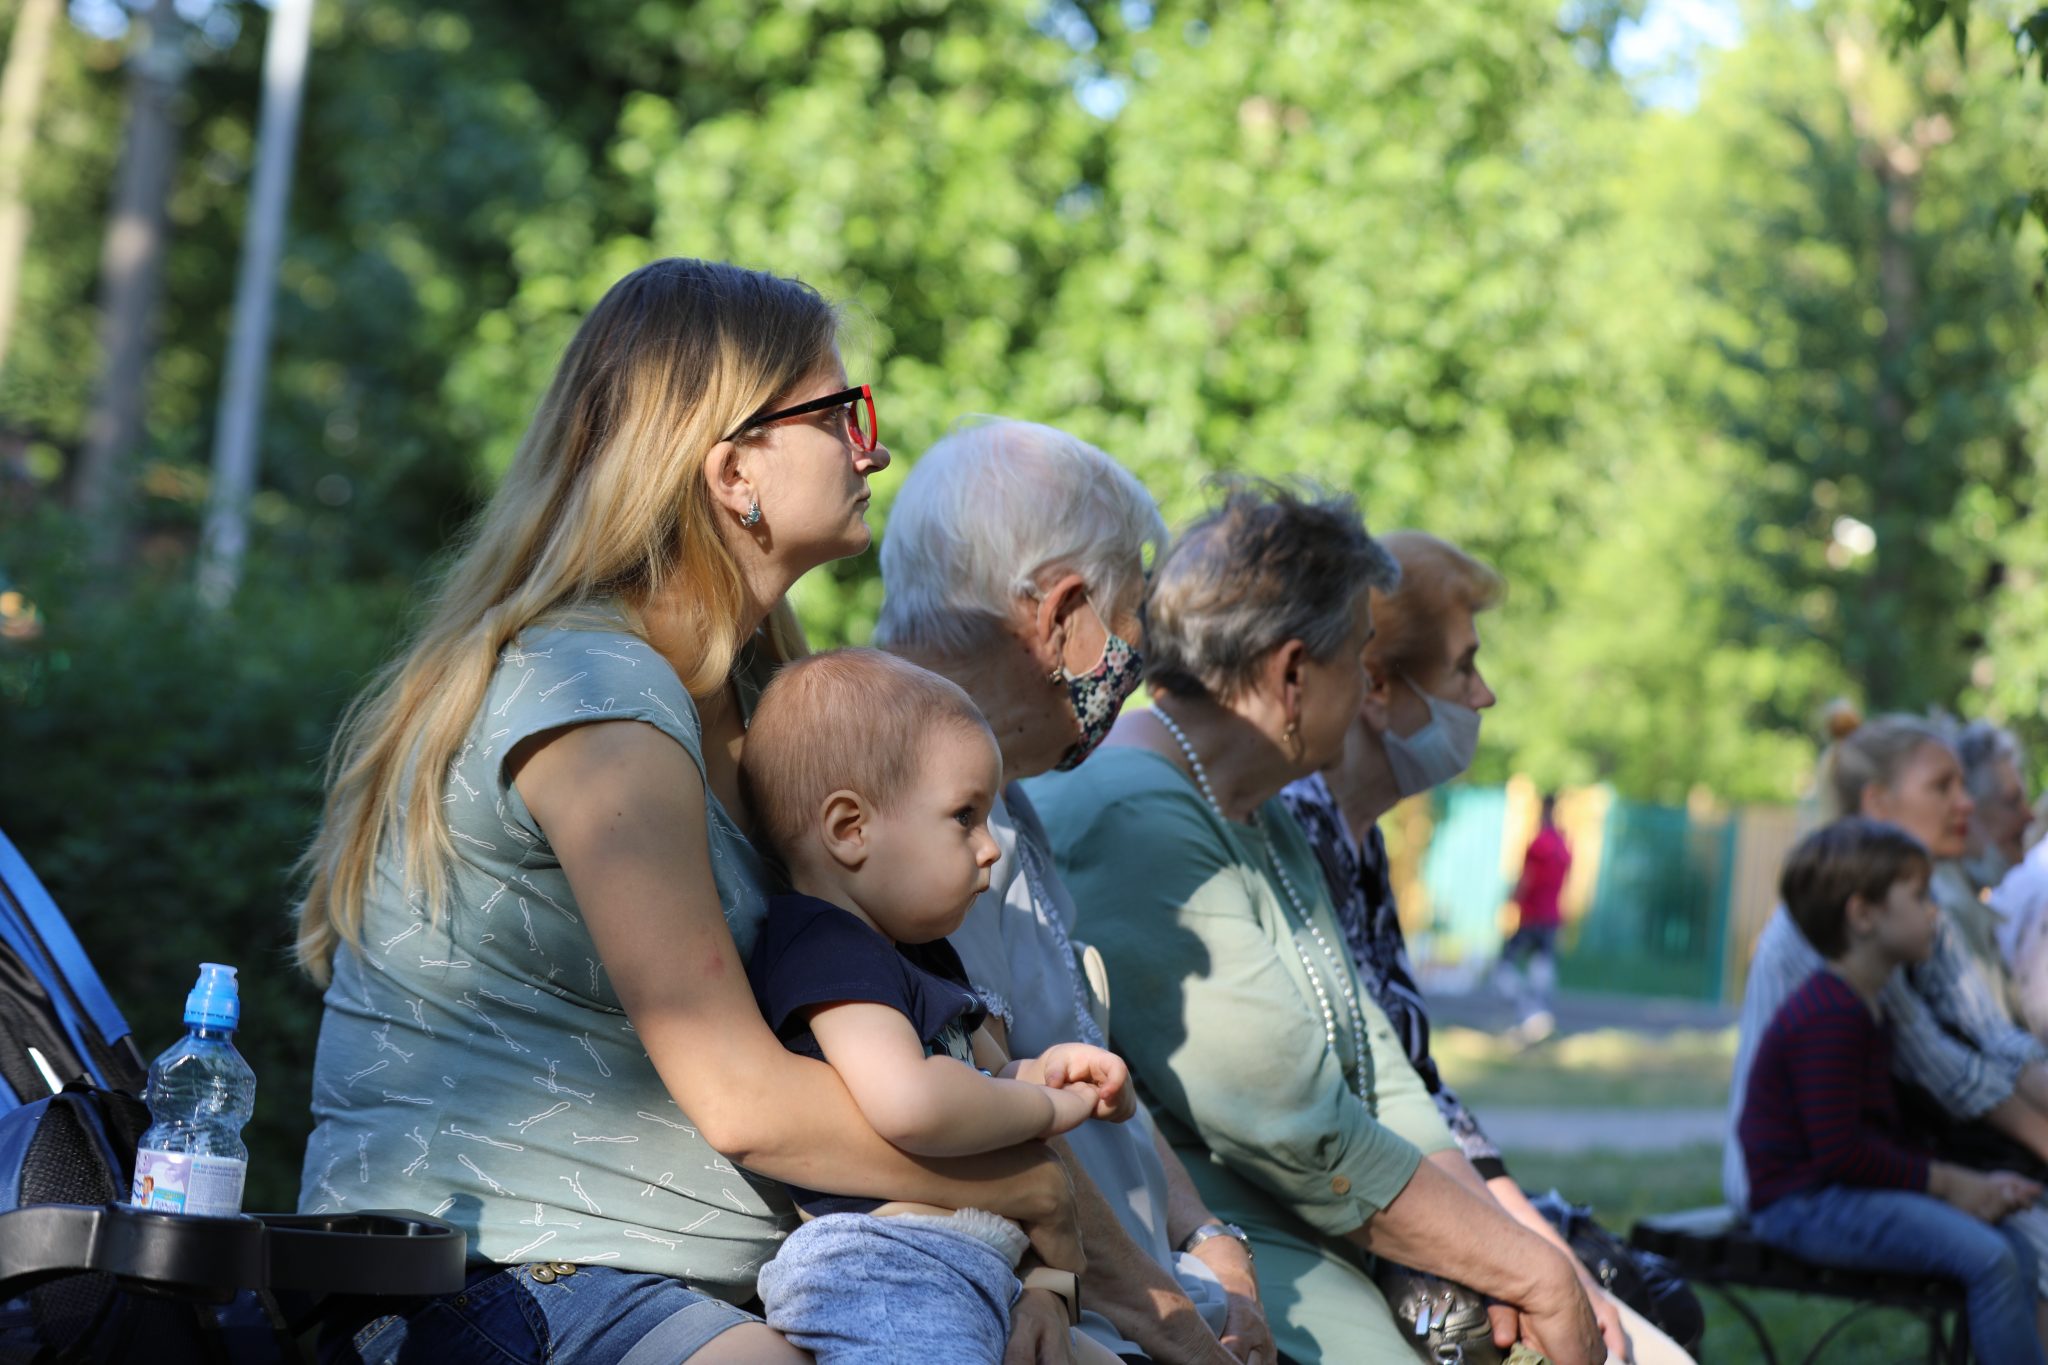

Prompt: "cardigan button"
[1331,1175,1352,1196]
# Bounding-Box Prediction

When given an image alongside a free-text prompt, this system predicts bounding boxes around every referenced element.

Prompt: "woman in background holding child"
[1725,713,2048,1228]
[1738,818,2047,1358]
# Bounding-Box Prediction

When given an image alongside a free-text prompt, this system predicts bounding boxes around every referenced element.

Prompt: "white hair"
[1957,719,2025,801]
[875,418,1166,657]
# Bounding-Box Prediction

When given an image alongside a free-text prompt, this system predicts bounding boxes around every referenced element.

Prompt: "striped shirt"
[1739,969,1930,1210]
[1723,894,2047,1210]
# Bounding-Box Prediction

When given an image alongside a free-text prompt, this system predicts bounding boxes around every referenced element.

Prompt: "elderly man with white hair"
[875,418,1279,1365]
[1950,720,2033,1021]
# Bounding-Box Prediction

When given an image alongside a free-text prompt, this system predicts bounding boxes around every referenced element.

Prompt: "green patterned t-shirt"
[298,619,789,1299]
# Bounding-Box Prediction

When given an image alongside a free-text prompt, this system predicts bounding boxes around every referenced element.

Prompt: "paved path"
[1480,1106,1727,1155]
[1425,985,1736,1038]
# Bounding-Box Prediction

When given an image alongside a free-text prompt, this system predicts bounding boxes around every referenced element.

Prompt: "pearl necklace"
[1151,706,1375,1105]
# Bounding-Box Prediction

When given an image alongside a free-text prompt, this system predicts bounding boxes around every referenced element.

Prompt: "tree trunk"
[0,0,62,380]
[198,0,317,610]
[67,0,186,560]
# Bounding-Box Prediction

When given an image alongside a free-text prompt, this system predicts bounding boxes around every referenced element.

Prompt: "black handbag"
[1529,1190,1706,1355]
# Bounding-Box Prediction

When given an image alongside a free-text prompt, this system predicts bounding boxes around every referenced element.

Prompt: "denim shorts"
[332,1261,759,1364]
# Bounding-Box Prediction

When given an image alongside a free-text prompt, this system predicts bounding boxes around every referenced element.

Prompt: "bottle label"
[130,1148,247,1218]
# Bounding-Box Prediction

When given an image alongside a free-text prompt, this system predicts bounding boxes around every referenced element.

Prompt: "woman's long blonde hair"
[295,259,836,984]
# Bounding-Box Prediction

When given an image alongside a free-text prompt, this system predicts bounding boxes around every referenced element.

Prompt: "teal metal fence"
[1415,784,1743,1002]
[1417,784,1508,953]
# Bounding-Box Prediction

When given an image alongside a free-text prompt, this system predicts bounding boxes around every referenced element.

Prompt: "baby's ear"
[818,790,869,870]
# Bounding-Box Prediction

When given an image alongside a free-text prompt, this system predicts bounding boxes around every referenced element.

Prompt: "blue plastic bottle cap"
[183,962,240,1030]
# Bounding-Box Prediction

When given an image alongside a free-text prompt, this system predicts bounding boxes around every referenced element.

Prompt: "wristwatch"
[1179,1219,1254,1263]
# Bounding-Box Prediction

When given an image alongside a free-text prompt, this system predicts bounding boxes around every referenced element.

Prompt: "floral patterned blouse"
[1278,771,1507,1179]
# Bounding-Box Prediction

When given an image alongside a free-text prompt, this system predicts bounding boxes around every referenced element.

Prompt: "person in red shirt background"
[1497,792,1572,1041]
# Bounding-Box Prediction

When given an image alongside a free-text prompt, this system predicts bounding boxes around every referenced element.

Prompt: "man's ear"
[701,437,754,524]
[1031,571,1093,675]
[1360,661,1397,734]
[818,790,870,870]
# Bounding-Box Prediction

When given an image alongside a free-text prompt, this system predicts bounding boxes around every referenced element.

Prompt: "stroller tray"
[0,1204,464,1301]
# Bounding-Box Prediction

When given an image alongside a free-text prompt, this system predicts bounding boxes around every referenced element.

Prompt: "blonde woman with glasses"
[294,259,1080,1364]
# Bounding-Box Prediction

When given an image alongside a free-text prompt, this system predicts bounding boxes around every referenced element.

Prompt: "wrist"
[1186,1227,1258,1296]
[1015,1148,1069,1222]
[1178,1218,1250,1255]
[1507,1240,1582,1311]
[1020,1267,1080,1326]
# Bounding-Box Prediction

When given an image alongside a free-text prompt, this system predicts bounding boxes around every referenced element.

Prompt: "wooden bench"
[1629,1206,1970,1364]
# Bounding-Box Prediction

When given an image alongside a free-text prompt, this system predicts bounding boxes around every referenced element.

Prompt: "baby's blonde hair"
[740,648,994,861]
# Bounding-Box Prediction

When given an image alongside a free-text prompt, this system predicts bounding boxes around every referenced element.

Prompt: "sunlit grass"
[1434,1024,1737,1111]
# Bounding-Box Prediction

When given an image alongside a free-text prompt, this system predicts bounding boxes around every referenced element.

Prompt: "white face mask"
[1381,681,1482,798]
[1962,845,2014,895]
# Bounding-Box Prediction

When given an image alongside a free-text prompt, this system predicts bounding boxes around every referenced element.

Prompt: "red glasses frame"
[725,383,878,453]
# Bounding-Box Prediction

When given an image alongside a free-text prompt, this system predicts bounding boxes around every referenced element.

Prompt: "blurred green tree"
[2,0,2047,1203]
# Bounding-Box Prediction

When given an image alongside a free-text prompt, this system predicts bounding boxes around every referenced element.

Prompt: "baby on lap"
[742,648,1135,1364]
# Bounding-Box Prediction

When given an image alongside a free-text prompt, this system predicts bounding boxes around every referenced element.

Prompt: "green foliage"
[5,0,2048,1196]
[0,512,407,1211]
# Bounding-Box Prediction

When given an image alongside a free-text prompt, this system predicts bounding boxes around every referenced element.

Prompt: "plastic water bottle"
[129,963,255,1217]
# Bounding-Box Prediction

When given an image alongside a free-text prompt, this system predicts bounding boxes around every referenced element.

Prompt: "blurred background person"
[1726,712,2048,1311]
[1497,792,1572,1043]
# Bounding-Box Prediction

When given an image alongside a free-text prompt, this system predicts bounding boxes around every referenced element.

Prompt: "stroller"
[0,828,461,1363]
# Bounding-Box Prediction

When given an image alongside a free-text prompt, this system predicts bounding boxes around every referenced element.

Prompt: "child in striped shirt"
[1738,817,2048,1360]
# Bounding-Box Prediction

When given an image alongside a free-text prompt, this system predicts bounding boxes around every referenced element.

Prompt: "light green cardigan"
[1027,745,1457,1363]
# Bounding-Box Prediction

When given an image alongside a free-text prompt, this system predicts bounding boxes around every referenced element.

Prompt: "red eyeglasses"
[725,384,879,453]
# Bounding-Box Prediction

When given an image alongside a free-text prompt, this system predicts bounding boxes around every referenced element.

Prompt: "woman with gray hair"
[1026,484,1601,1365]
[1955,719,2032,1014]
[877,420,1278,1365]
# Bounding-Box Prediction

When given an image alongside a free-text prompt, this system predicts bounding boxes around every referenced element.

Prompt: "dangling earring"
[743,497,762,529]
[1284,719,1303,760]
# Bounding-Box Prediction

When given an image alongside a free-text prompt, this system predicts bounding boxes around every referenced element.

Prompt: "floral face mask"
[1054,625,1144,772]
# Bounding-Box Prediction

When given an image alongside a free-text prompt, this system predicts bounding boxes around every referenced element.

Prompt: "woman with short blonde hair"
[1279,531,1701,1363]
[296,259,1076,1364]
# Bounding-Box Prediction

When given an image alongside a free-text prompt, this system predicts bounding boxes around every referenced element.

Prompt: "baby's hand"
[1039,1081,1100,1138]
[1037,1043,1135,1123]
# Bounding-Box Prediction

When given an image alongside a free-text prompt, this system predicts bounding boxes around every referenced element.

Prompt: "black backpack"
[0,828,282,1363]
[0,831,465,1365]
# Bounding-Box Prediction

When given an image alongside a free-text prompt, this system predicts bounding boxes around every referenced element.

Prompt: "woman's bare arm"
[515,719,1078,1265]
